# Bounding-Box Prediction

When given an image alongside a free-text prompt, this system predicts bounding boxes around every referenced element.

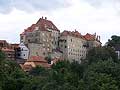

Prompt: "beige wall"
[59,35,87,63]
[25,29,52,57]
[28,43,45,57]
[20,34,26,43]
[87,40,101,49]
[51,30,60,49]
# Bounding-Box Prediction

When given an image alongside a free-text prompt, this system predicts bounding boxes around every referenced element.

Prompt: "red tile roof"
[26,56,52,68]
[2,48,14,52]
[83,33,96,41]
[20,31,25,36]
[61,30,85,39]
[20,24,36,35]
[0,40,7,43]
[83,33,101,42]
[20,64,33,71]
[20,17,60,35]
[61,31,101,42]
[28,56,47,63]
[11,44,19,48]
[36,18,59,32]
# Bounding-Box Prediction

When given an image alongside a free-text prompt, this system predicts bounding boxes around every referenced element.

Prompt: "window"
[21,36,23,40]
[52,25,54,29]
[71,39,72,42]
[35,38,37,42]
[8,54,11,56]
[65,46,67,48]
[24,54,25,56]
[43,52,45,55]
[21,48,23,51]
[18,54,20,56]
[69,52,71,55]
[35,26,39,30]
[28,39,30,42]
[64,40,67,43]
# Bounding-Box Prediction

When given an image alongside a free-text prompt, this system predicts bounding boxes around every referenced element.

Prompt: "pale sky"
[0,0,120,45]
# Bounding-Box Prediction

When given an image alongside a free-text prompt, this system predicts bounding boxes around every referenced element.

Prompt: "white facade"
[59,35,87,63]
[19,43,29,59]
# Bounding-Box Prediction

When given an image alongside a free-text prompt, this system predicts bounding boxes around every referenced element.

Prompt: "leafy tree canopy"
[106,35,120,47]
[86,46,118,64]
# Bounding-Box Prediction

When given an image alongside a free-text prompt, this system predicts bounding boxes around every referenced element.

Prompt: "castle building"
[59,30,87,62]
[18,43,29,60]
[0,40,16,60]
[83,33,101,49]
[20,17,60,58]
[20,17,101,64]
[59,31,101,62]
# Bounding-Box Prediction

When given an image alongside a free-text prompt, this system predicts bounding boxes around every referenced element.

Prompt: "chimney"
[42,16,43,19]
[99,36,100,41]
[45,17,47,20]
[75,29,76,32]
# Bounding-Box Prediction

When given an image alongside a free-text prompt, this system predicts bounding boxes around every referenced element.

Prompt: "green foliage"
[0,50,5,61]
[83,59,120,90]
[29,66,49,76]
[1,35,120,90]
[45,54,52,64]
[0,51,29,90]
[106,35,120,47]
[86,46,118,64]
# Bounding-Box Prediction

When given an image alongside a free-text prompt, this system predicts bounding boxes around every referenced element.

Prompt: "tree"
[45,54,52,64]
[0,51,29,90]
[106,35,120,47]
[85,73,118,90]
[29,66,49,76]
[86,46,118,64]
[0,50,5,62]
[83,59,120,89]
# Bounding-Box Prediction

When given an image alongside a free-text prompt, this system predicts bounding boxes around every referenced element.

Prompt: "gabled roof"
[61,31,101,42]
[2,47,14,52]
[20,17,60,35]
[11,44,19,48]
[20,24,36,35]
[83,33,101,42]
[20,64,33,71]
[61,30,85,39]
[0,40,7,43]
[36,18,59,32]
[26,56,51,68]
[83,33,96,41]
[28,56,47,63]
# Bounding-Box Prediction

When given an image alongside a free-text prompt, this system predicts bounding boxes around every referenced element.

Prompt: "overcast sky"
[0,0,120,45]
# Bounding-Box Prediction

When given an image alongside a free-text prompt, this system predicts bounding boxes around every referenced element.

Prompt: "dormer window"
[35,26,39,30]
[52,25,54,29]
[45,24,47,28]
[42,33,45,36]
